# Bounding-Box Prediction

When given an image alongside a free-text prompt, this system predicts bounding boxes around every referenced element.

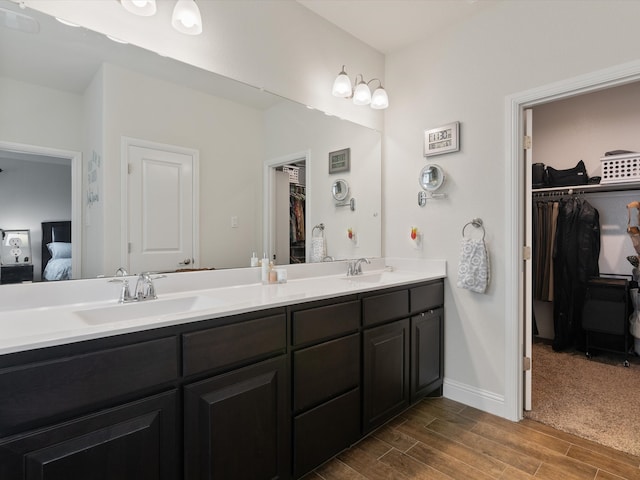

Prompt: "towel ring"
[462,218,485,240]
[312,223,325,236]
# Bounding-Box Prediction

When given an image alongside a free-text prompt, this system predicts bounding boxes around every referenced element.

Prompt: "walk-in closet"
[527,81,640,456]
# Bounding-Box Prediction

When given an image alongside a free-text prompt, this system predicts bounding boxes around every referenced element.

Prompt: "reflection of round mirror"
[332,179,350,201]
[419,164,445,191]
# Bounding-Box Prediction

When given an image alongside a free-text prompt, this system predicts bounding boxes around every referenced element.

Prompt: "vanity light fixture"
[118,0,202,35]
[120,0,157,17]
[172,0,203,35]
[332,65,389,110]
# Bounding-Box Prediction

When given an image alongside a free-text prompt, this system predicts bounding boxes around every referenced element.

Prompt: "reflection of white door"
[124,139,199,274]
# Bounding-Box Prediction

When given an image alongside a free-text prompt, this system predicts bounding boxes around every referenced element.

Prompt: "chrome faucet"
[347,257,370,276]
[112,272,165,303]
[134,272,158,301]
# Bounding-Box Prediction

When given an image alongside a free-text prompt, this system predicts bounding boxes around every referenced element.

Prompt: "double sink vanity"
[0,258,445,479]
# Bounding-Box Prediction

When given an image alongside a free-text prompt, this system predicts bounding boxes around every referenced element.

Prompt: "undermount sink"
[341,273,385,283]
[75,295,225,325]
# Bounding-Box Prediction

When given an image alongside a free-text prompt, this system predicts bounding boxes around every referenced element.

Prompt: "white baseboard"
[442,377,508,419]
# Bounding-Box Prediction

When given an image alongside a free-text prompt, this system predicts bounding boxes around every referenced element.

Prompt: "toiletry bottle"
[250,252,258,267]
[269,261,277,283]
[261,252,269,283]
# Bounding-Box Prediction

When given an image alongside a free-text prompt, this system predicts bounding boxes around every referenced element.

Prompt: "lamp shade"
[370,86,389,109]
[352,80,371,106]
[120,0,157,16]
[172,0,202,35]
[332,68,352,98]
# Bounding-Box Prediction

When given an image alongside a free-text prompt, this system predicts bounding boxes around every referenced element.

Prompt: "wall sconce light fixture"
[120,0,157,17]
[119,0,202,35]
[332,65,389,110]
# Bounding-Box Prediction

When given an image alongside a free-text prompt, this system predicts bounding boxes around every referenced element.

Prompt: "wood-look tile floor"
[302,397,640,480]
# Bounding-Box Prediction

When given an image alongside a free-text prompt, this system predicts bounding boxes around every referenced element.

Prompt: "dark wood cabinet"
[290,298,361,478]
[362,318,410,433]
[0,279,444,480]
[411,308,444,401]
[0,390,178,480]
[184,355,289,480]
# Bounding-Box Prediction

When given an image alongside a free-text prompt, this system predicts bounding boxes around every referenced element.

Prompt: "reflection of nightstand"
[1,265,34,284]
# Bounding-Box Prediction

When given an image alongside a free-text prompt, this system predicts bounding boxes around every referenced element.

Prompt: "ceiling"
[297,0,502,55]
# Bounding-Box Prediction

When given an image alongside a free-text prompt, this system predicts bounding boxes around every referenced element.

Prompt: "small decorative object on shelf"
[348,228,354,240]
[410,227,418,240]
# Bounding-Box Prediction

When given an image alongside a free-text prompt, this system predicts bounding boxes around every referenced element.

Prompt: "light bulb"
[120,0,157,16]
[352,81,371,106]
[370,86,389,109]
[332,67,352,98]
[172,0,203,35]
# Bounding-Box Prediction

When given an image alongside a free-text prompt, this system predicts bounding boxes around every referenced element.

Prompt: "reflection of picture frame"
[424,121,460,157]
[329,148,350,174]
[1,229,32,265]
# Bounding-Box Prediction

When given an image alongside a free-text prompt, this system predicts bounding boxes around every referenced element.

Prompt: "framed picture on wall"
[1,229,32,265]
[329,148,350,174]
[424,121,460,157]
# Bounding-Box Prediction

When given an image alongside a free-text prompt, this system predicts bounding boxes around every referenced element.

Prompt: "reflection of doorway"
[0,141,81,280]
[506,63,640,422]
[275,164,306,264]
[263,151,310,264]
[122,137,199,274]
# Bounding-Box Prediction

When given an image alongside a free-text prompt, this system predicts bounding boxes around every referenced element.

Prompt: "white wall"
[0,157,71,281]
[101,63,265,273]
[384,1,640,415]
[0,76,83,149]
[531,82,640,339]
[24,0,384,132]
[264,101,381,261]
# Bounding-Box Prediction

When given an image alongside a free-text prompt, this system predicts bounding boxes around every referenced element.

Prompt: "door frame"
[120,136,199,272]
[0,140,82,279]
[505,60,640,422]
[263,150,310,261]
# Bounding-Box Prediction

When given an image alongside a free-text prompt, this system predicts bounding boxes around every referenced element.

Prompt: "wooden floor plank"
[398,418,507,478]
[306,397,640,480]
[567,446,640,480]
[378,448,454,480]
[426,417,541,475]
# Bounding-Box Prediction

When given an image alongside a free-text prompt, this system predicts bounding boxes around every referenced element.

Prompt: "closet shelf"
[533,181,640,196]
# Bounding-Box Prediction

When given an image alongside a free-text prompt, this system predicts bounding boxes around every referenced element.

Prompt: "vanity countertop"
[0,258,445,356]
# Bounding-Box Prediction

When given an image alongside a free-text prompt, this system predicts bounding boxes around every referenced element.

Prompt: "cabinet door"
[184,355,289,480]
[362,318,410,433]
[0,391,177,480]
[411,308,444,402]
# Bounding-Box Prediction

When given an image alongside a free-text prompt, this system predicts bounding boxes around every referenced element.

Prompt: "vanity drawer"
[362,289,409,327]
[410,281,444,313]
[293,333,359,413]
[291,300,360,346]
[183,313,286,377]
[0,336,178,434]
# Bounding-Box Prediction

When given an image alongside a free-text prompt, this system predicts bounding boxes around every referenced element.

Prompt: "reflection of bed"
[41,221,72,281]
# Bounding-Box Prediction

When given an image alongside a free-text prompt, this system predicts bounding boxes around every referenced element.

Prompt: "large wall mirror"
[0,1,381,282]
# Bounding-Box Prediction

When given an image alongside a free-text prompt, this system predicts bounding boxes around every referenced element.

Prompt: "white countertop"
[0,258,445,355]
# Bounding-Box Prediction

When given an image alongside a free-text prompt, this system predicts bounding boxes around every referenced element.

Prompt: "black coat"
[552,197,600,351]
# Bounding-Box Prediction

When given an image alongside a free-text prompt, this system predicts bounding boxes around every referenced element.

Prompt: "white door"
[524,108,533,411]
[125,140,198,274]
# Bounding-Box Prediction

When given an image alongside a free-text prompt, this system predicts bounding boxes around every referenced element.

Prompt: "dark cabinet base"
[0,390,178,480]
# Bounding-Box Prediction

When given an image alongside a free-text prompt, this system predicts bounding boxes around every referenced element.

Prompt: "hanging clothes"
[552,196,600,351]
[533,200,559,302]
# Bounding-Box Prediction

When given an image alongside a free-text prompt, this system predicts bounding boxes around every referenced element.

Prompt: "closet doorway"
[263,151,310,264]
[506,60,640,420]
[510,63,640,454]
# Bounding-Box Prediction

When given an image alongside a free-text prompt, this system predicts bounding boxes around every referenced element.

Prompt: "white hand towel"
[457,238,490,294]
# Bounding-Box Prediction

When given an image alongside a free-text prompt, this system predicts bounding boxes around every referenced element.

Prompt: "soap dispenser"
[261,252,269,283]
[250,252,258,267]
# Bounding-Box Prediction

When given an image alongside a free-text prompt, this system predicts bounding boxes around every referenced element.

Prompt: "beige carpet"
[525,342,640,456]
